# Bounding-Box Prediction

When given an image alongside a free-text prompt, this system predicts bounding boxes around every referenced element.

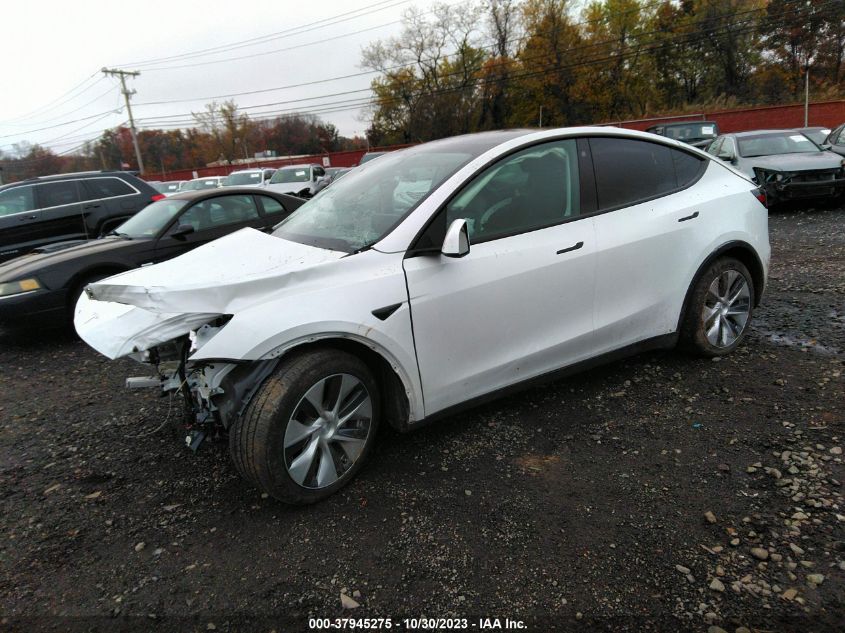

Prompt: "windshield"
[116,199,188,238]
[225,172,263,186]
[183,179,220,191]
[663,123,717,142]
[270,168,311,184]
[153,182,182,193]
[273,147,476,252]
[738,133,820,157]
[800,129,830,145]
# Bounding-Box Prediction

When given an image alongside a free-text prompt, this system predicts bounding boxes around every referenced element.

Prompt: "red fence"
[147,100,845,182]
[609,99,845,134]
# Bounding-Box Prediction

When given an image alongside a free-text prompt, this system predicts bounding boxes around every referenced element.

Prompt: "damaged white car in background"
[76,127,770,504]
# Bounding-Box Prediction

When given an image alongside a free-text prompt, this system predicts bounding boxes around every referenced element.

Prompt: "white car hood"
[75,227,346,358]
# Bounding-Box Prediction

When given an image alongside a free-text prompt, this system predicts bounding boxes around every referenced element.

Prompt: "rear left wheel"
[229,348,380,504]
[681,257,754,357]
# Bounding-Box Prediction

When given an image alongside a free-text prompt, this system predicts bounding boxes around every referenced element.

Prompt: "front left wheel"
[229,348,380,504]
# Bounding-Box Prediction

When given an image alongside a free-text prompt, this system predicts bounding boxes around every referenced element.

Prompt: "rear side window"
[0,185,36,217]
[37,181,81,208]
[672,149,706,188]
[590,137,703,210]
[257,195,287,215]
[82,177,135,200]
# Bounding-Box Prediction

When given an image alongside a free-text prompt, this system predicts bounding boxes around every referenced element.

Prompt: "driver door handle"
[556,241,584,255]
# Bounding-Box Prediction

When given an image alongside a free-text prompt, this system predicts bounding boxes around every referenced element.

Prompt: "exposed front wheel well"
[277,339,411,432]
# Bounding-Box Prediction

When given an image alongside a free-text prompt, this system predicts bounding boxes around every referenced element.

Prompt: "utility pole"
[804,64,810,127]
[102,67,144,174]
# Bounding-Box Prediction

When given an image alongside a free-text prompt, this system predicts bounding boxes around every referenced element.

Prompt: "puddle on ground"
[751,325,843,357]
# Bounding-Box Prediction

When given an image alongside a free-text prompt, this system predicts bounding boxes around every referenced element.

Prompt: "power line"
[0,72,102,125]
[118,0,413,69]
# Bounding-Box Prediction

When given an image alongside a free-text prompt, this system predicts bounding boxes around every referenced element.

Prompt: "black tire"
[229,348,380,504]
[680,256,755,357]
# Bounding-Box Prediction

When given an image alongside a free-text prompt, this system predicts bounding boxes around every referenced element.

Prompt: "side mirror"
[171,224,195,240]
[820,143,832,150]
[442,218,470,258]
[717,151,735,162]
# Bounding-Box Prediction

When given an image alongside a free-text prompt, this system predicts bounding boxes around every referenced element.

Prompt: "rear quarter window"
[82,177,136,200]
[590,137,676,210]
[589,138,706,210]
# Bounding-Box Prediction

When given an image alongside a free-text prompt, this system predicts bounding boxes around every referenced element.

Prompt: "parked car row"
[0,188,305,327]
[647,120,845,205]
[148,162,359,198]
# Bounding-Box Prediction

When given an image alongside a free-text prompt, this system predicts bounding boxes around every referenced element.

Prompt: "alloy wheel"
[701,269,751,348]
[284,373,373,489]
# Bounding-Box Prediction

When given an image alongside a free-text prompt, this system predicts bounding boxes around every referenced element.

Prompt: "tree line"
[1,0,842,182]
[362,0,845,144]
[0,106,364,183]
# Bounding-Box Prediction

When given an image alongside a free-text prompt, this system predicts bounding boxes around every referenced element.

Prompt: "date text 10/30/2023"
[308,617,527,629]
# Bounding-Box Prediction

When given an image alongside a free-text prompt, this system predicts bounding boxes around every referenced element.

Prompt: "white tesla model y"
[76,127,770,503]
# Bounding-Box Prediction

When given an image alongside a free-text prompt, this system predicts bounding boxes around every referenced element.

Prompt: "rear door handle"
[678,211,699,222]
[556,241,584,255]
[83,203,101,210]
[19,214,37,221]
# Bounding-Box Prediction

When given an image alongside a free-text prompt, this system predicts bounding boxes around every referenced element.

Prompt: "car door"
[33,180,87,242]
[153,194,265,263]
[80,176,142,235]
[403,138,597,415]
[588,136,709,354]
[0,184,40,262]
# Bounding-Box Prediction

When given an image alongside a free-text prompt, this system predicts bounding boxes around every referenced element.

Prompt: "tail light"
[151,194,166,202]
[751,188,767,208]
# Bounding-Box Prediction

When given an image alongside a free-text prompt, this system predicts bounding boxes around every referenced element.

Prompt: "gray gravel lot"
[0,204,843,632]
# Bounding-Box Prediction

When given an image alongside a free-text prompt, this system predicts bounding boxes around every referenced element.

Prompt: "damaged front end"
[126,318,278,451]
[753,166,845,203]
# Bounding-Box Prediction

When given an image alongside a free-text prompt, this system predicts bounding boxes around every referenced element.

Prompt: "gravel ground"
[0,204,843,633]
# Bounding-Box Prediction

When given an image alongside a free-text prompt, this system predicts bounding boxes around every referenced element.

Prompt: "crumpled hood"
[747,152,842,173]
[75,227,345,358]
[86,227,345,314]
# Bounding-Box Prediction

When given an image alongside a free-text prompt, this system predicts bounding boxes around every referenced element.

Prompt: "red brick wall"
[614,100,845,134]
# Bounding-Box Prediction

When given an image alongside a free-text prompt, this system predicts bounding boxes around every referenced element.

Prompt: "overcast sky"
[0,0,445,157]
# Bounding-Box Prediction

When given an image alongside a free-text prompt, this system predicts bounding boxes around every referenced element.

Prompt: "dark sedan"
[0,188,304,328]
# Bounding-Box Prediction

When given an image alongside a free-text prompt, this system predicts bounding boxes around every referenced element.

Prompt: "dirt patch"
[1,205,844,632]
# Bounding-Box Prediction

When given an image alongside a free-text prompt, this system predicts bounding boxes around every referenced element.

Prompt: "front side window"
[590,137,677,210]
[177,195,259,231]
[82,177,134,199]
[37,181,81,207]
[0,185,36,217]
[446,139,581,243]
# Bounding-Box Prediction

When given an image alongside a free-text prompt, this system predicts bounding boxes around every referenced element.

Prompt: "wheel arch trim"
[676,240,766,333]
[257,331,422,424]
